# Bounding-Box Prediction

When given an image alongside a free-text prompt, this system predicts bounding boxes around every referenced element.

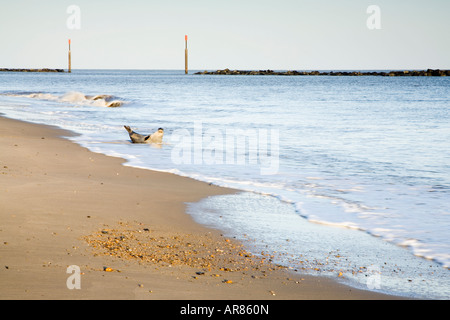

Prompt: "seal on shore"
[124,126,164,144]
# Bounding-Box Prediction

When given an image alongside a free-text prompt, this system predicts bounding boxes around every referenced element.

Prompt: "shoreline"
[0,115,401,299]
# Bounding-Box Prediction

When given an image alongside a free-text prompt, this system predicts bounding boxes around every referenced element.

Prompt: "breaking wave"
[4,91,125,108]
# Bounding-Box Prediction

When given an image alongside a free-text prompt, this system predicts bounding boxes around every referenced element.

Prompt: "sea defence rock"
[195,68,450,77]
[0,68,65,73]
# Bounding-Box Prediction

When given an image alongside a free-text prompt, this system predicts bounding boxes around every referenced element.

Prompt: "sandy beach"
[0,115,399,300]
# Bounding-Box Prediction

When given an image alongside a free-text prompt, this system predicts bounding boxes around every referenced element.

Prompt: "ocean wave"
[3,91,125,108]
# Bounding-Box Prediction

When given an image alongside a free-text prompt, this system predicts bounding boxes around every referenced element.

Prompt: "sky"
[0,0,449,70]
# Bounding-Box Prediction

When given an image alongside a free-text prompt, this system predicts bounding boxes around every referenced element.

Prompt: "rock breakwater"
[0,68,65,73]
[196,68,450,77]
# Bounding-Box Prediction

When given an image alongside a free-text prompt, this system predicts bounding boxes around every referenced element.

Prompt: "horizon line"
[2,67,449,72]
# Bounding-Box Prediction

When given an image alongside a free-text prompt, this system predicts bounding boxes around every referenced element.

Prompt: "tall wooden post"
[185,35,188,74]
[68,39,72,73]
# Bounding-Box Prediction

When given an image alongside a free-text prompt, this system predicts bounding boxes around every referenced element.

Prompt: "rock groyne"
[0,68,65,73]
[195,68,450,77]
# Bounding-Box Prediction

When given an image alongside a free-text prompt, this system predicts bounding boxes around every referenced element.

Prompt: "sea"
[0,69,449,299]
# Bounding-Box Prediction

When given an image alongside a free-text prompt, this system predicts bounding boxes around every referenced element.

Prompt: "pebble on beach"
[84,221,287,283]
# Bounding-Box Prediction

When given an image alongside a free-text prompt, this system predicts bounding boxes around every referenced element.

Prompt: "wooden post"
[68,39,72,73]
[185,35,188,74]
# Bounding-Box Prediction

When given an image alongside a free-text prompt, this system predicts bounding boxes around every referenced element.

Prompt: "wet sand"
[0,115,400,300]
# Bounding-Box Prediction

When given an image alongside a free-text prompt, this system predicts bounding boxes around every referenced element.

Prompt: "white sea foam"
[187,192,450,299]
[3,91,125,108]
